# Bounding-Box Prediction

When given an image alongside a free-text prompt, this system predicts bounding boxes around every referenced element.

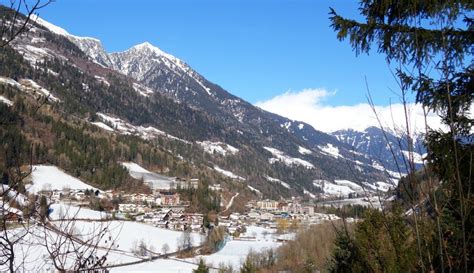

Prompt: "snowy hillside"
[121,162,176,190]
[313,179,392,198]
[4,14,400,198]
[28,165,98,193]
[93,113,190,143]
[197,141,239,156]
[213,166,246,181]
[263,147,314,169]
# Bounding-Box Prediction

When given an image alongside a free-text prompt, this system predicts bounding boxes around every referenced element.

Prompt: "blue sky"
[37,0,403,107]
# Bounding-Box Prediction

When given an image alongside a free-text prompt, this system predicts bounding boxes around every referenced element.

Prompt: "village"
[25,173,351,239]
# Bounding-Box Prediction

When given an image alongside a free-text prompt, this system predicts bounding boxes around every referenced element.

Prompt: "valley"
[1,2,471,273]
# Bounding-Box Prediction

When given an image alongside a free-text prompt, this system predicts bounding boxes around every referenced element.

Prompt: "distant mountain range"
[0,9,426,198]
[332,126,426,176]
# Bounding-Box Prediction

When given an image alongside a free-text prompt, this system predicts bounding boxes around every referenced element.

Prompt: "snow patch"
[0,95,13,106]
[372,161,404,178]
[91,121,114,131]
[298,146,312,155]
[0,77,23,90]
[121,162,175,190]
[318,143,340,158]
[313,179,356,197]
[0,77,60,102]
[401,150,424,164]
[197,141,239,156]
[263,147,314,169]
[95,113,190,143]
[132,82,154,97]
[362,181,393,192]
[213,166,246,181]
[334,180,364,192]
[49,203,108,220]
[303,189,316,199]
[94,75,110,87]
[19,79,60,102]
[247,185,262,195]
[11,43,57,65]
[264,175,291,189]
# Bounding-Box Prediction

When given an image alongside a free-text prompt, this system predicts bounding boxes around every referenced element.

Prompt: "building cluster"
[118,191,181,209]
[253,199,316,215]
[34,178,343,236]
[40,188,100,203]
[112,191,207,232]
[214,197,340,236]
[138,210,204,232]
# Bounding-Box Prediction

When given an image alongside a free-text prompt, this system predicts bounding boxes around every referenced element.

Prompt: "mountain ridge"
[1,12,400,199]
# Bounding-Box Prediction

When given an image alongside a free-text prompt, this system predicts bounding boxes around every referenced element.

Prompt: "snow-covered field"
[1,218,204,272]
[263,147,314,169]
[49,203,109,220]
[59,220,204,254]
[314,179,393,198]
[114,226,283,273]
[303,188,316,198]
[121,162,175,190]
[313,179,356,196]
[362,181,394,192]
[187,226,282,270]
[334,180,364,192]
[317,196,385,209]
[0,76,24,89]
[28,165,98,193]
[1,223,141,272]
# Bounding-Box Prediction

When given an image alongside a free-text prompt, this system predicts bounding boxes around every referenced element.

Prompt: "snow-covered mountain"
[34,16,113,67]
[34,16,365,155]
[2,14,401,197]
[332,126,426,175]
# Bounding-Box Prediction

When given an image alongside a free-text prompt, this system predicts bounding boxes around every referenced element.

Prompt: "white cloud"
[255,88,445,133]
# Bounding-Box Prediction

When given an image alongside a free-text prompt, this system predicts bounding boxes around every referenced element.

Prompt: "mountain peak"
[130,41,169,57]
[134,41,154,48]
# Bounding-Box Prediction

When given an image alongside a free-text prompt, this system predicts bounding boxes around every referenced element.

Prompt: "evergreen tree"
[329,232,361,273]
[193,259,209,273]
